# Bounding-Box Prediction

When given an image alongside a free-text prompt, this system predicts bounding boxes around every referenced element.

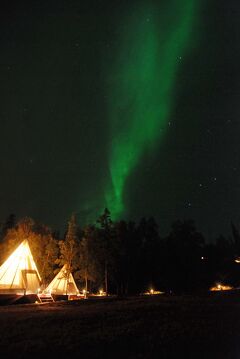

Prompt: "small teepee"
[0,240,41,294]
[45,264,79,295]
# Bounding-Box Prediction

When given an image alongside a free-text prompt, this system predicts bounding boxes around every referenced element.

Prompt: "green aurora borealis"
[105,0,198,219]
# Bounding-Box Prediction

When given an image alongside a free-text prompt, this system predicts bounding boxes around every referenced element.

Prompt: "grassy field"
[0,292,239,358]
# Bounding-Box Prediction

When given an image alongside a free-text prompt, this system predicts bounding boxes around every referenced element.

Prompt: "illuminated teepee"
[0,240,41,294]
[45,264,79,295]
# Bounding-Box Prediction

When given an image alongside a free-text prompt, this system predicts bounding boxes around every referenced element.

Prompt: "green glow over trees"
[105,0,198,218]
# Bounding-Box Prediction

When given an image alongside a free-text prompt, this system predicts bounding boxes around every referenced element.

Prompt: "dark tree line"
[0,210,240,295]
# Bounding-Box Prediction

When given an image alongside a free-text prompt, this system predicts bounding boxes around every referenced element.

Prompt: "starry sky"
[0,0,239,239]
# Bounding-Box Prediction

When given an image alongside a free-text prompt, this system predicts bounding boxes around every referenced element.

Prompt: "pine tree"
[97,208,114,295]
[76,225,100,293]
[56,214,79,293]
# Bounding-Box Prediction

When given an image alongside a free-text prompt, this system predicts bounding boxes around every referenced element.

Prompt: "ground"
[0,292,239,358]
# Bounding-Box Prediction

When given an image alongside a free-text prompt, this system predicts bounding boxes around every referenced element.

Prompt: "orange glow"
[210,283,233,291]
[143,289,163,295]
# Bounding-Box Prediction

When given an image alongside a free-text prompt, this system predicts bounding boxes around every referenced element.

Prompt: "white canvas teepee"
[45,264,79,295]
[0,239,41,294]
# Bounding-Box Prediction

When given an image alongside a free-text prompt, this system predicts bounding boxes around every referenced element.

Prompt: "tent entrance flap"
[21,269,41,294]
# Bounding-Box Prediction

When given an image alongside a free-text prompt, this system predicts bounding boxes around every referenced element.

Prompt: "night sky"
[0,0,239,239]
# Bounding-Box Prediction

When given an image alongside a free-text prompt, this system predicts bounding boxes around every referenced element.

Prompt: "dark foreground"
[0,292,240,358]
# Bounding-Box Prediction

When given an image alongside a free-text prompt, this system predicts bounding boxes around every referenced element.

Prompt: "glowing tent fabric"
[45,264,79,295]
[0,240,41,294]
